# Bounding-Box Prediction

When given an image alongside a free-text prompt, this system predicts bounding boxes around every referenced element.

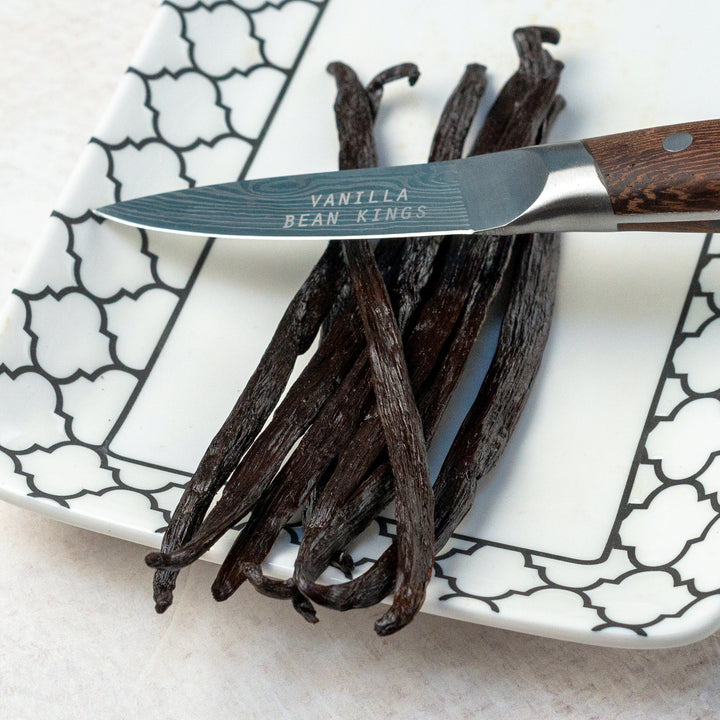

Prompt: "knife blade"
[95,120,720,239]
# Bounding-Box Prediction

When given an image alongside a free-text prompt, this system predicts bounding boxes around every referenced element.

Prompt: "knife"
[95,120,720,239]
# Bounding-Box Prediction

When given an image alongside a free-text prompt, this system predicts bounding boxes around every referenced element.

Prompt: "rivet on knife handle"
[583,119,720,232]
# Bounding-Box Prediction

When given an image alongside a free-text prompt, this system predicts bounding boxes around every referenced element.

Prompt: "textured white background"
[2,2,720,718]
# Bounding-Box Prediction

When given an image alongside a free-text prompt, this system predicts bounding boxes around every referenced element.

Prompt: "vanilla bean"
[342,238,435,636]
[469,26,562,155]
[432,231,560,552]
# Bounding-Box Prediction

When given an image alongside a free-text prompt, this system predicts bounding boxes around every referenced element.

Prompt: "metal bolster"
[503,142,617,234]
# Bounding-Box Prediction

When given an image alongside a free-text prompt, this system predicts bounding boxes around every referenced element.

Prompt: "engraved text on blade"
[283,187,427,228]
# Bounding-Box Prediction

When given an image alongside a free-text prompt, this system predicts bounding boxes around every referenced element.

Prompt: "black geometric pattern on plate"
[0,0,328,530]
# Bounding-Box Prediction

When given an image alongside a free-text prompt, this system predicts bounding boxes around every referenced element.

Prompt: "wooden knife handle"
[584,119,720,232]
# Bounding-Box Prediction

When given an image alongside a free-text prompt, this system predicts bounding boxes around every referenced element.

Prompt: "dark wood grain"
[584,119,720,216]
[618,220,720,232]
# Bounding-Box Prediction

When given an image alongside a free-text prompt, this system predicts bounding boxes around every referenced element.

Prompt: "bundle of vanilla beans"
[145,26,563,635]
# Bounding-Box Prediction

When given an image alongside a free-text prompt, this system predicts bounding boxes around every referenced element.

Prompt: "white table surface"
[2,2,720,718]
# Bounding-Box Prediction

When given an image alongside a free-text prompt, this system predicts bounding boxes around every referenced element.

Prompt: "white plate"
[3,0,720,648]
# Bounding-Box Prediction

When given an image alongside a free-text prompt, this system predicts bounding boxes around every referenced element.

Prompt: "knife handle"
[583,119,720,232]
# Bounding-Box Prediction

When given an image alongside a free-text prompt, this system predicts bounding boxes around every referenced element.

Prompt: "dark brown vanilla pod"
[149,241,347,611]
[469,26,562,155]
[428,63,487,161]
[343,237,434,636]
[433,232,560,551]
[331,60,433,635]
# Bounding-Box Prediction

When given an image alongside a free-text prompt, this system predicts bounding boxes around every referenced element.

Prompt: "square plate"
[3,0,720,648]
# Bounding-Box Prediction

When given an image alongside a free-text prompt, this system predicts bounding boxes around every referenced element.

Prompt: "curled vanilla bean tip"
[145,552,167,568]
[515,25,560,45]
[366,63,421,105]
[239,562,319,623]
[211,577,236,602]
[513,26,563,77]
[334,551,355,579]
[292,594,319,624]
[367,63,420,91]
[153,591,173,614]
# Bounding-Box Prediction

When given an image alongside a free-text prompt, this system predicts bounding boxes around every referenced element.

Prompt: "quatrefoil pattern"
[0,0,328,529]
[1,0,720,644]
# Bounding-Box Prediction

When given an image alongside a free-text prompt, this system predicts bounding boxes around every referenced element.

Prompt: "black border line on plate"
[101,0,330,451]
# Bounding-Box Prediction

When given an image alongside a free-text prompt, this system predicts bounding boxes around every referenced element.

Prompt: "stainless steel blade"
[95,141,617,239]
